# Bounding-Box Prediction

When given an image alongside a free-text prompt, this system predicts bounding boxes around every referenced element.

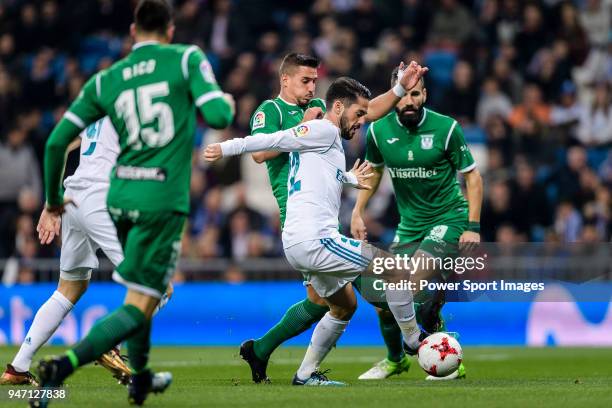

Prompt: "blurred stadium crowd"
[0,0,610,282]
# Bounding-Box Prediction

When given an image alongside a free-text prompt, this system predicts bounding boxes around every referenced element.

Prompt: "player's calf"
[294,286,354,384]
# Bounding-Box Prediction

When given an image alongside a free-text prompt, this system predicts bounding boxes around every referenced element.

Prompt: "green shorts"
[109,207,185,298]
[392,212,468,259]
[356,212,467,308]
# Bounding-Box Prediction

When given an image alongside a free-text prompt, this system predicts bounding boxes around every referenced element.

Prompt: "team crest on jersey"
[253,111,266,130]
[293,125,310,137]
[420,134,434,150]
[199,59,216,83]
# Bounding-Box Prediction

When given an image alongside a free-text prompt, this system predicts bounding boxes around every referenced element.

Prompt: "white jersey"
[220,119,358,247]
[59,117,124,274]
[63,117,119,192]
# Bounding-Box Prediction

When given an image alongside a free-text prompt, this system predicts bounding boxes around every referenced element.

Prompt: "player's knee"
[306,286,326,306]
[57,276,90,304]
[329,303,357,321]
[125,289,161,318]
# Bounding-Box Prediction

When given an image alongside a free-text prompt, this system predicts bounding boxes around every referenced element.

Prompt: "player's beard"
[396,105,424,128]
[339,113,358,140]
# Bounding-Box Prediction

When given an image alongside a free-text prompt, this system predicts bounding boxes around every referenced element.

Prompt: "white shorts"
[284,233,378,298]
[60,188,123,280]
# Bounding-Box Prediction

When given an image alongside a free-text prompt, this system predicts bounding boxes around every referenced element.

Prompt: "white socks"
[385,287,421,349]
[296,312,349,380]
[12,291,74,372]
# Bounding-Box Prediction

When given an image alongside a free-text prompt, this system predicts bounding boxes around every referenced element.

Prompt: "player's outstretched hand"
[351,158,374,190]
[37,207,62,245]
[398,60,429,91]
[302,107,324,122]
[459,231,480,252]
[203,143,223,162]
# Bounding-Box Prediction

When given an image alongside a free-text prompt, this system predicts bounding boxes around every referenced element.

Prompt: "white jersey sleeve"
[219,119,337,157]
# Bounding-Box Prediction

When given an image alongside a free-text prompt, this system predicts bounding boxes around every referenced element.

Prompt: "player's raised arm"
[204,121,333,161]
[45,74,105,212]
[186,46,234,129]
[365,61,428,122]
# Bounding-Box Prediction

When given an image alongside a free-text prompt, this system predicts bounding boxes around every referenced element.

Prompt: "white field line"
[90,353,511,368]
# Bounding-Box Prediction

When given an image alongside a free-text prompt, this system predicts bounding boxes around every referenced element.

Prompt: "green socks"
[68,304,146,368]
[378,310,405,363]
[253,298,328,361]
[127,319,151,373]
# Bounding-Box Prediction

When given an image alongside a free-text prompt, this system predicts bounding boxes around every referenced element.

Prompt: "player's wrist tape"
[392,82,406,98]
[344,171,359,187]
[392,66,407,97]
[467,222,480,233]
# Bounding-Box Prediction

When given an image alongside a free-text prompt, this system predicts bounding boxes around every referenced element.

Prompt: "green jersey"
[365,108,475,237]
[250,96,326,226]
[52,42,227,213]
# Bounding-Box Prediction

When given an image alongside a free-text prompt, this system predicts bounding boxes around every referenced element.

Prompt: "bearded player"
[30,1,234,406]
[351,69,483,380]
[239,53,432,383]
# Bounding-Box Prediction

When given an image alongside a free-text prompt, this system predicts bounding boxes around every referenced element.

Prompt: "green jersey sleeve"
[65,73,105,129]
[44,119,83,206]
[445,121,476,173]
[365,124,384,167]
[187,46,233,129]
[45,73,105,206]
[187,46,221,105]
[250,101,282,135]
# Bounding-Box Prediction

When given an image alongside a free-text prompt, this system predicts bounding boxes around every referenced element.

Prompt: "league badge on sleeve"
[253,111,266,130]
[293,125,310,137]
[199,59,217,83]
[420,134,434,150]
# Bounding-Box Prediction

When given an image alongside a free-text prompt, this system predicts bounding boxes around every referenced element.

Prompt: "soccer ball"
[417,332,463,377]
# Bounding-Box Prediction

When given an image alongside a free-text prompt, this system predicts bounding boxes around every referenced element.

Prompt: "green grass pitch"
[1,346,611,407]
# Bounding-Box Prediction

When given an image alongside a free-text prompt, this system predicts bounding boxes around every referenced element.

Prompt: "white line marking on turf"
[470,354,510,361]
[82,353,511,369]
[149,356,383,368]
